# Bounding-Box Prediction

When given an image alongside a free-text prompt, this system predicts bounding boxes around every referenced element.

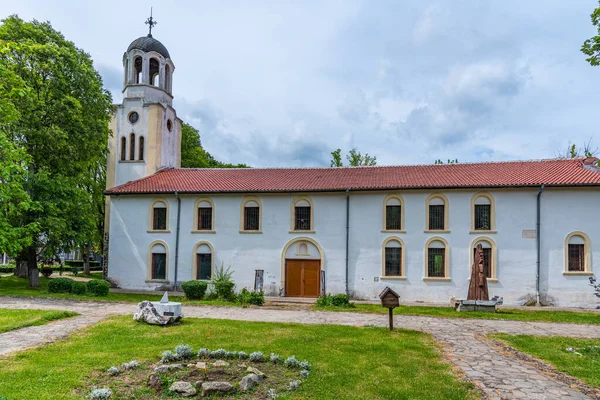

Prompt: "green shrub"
[237,288,265,306]
[181,280,208,300]
[212,264,236,301]
[41,267,53,278]
[71,281,87,295]
[65,260,101,267]
[87,279,110,296]
[316,294,354,308]
[48,277,74,293]
[0,266,15,273]
[71,267,79,276]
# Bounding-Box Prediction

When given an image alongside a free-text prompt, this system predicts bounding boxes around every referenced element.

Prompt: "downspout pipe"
[345,189,350,296]
[174,191,182,291]
[536,185,544,306]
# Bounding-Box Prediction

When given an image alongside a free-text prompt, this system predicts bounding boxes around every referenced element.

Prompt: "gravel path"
[1,297,599,399]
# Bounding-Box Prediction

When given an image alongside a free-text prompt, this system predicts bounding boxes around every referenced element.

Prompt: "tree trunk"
[27,246,40,288]
[15,252,28,278]
[83,243,91,275]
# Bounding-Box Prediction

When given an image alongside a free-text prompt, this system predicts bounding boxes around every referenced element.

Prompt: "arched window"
[149,58,160,87]
[382,237,406,278]
[193,242,214,280]
[470,237,497,281]
[471,193,495,232]
[426,194,449,232]
[134,56,143,84]
[148,242,168,280]
[165,64,171,93]
[564,232,592,274]
[129,133,135,160]
[193,198,214,232]
[138,137,144,161]
[241,197,262,232]
[291,197,314,232]
[149,199,169,231]
[120,137,126,161]
[424,237,450,280]
[383,194,405,231]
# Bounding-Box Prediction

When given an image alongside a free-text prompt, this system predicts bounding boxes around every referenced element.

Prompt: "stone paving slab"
[1,297,599,399]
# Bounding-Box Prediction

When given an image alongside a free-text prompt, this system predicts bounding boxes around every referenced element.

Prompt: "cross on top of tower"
[145,7,157,37]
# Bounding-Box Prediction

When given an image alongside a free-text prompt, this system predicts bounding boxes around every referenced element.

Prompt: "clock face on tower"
[128,111,139,124]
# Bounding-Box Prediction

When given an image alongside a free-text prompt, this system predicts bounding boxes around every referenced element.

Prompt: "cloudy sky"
[2,1,599,167]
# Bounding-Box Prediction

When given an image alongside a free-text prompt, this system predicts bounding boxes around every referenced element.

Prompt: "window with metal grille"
[295,206,311,230]
[385,247,401,276]
[129,133,135,160]
[473,247,492,278]
[244,207,260,230]
[386,205,402,230]
[197,207,212,230]
[153,207,167,230]
[120,137,126,161]
[428,248,445,277]
[429,205,445,230]
[152,253,166,280]
[568,244,584,271]
[197,253,212,280]
[474,204,491,230]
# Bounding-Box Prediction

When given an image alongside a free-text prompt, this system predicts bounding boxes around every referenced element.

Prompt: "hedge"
[87,279,110,296]
[48,278,74,293]
[64,260,101,268]
[71,281,88,295]
[181,280,208,300]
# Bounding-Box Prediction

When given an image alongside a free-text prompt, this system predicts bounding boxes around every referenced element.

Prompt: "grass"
[0,276,235,306]
[71,272,103,279]
[0,308,78,333]
[314,303,600,325]
[491,334,600,389]
[0,316,477,399]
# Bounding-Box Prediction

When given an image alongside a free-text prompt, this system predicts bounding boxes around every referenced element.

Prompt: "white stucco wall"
[106,188,599,307]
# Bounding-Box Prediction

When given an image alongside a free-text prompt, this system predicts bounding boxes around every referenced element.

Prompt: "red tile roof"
[105,158,600,195]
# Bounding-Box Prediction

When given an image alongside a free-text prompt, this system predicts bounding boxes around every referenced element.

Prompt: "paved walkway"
[1,297,599,399]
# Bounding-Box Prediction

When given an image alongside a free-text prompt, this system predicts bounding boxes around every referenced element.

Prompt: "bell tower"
[106,10,181,190]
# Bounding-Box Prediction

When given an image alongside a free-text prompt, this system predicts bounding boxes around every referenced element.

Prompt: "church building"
[104,27,600,307]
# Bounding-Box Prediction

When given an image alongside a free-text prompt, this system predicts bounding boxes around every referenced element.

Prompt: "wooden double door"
[285,260,320,297]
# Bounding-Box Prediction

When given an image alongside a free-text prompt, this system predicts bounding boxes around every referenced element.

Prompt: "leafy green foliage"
[181,280,208,300]
[47,277,74,293]
[582,1,600,66]
[87,279,110,296]
[70,281,87,295]
[210,264,236,301]
[316,294,354,308]
[330,148,377,167]
[181,122,249,168]
[40,267,53,278]
[237,288,265,306]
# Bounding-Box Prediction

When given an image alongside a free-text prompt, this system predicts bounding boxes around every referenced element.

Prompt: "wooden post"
[388,308,393,331]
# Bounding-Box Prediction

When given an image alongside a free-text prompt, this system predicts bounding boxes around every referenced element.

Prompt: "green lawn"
[0,276,234,306]
[314,303,600,325]
[491,334,600,389]
[0,316,477,400]
[0,308,78,333]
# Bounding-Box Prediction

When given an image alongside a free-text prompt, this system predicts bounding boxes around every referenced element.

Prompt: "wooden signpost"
[378,287,400,331]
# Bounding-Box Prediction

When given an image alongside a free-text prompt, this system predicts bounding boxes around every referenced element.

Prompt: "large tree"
[582,1,600,66]
[330,148,377,167]
[0,16,112,286]
[181,122,249,168]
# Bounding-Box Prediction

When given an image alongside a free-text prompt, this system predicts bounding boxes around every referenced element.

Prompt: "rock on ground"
[240,373,263,391]
[169,381,197,397]
[133,300,180,325]
[213,360,229,367]
[247,366,266,377]
[202,381,236,396]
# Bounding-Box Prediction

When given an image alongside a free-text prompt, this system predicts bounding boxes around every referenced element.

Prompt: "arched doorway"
[280,237,324,297]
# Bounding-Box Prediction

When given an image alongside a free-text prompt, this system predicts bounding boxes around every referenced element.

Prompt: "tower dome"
[127,36,170,59]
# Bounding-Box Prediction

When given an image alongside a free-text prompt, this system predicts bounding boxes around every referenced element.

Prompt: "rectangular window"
[197,207,212,230]
[152,253,166,280]
[428,248,445,277]
[474,247,492,278]
[244,207,260,231]
[295,206,311,230]
[386,205,402,230]
[384,247,401,276]
[474,204,491,230]
[153,208,167,230]
[429,205,445,230]
[197,254,212,280]
[568,244,585,272]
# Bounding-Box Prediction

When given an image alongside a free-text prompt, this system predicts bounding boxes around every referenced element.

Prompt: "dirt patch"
[83,358,306,399]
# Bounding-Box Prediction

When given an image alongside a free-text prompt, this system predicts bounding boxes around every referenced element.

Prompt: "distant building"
[104,27,600,307]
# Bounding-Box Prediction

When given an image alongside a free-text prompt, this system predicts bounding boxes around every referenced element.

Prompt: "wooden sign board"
[379,287,400,309]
